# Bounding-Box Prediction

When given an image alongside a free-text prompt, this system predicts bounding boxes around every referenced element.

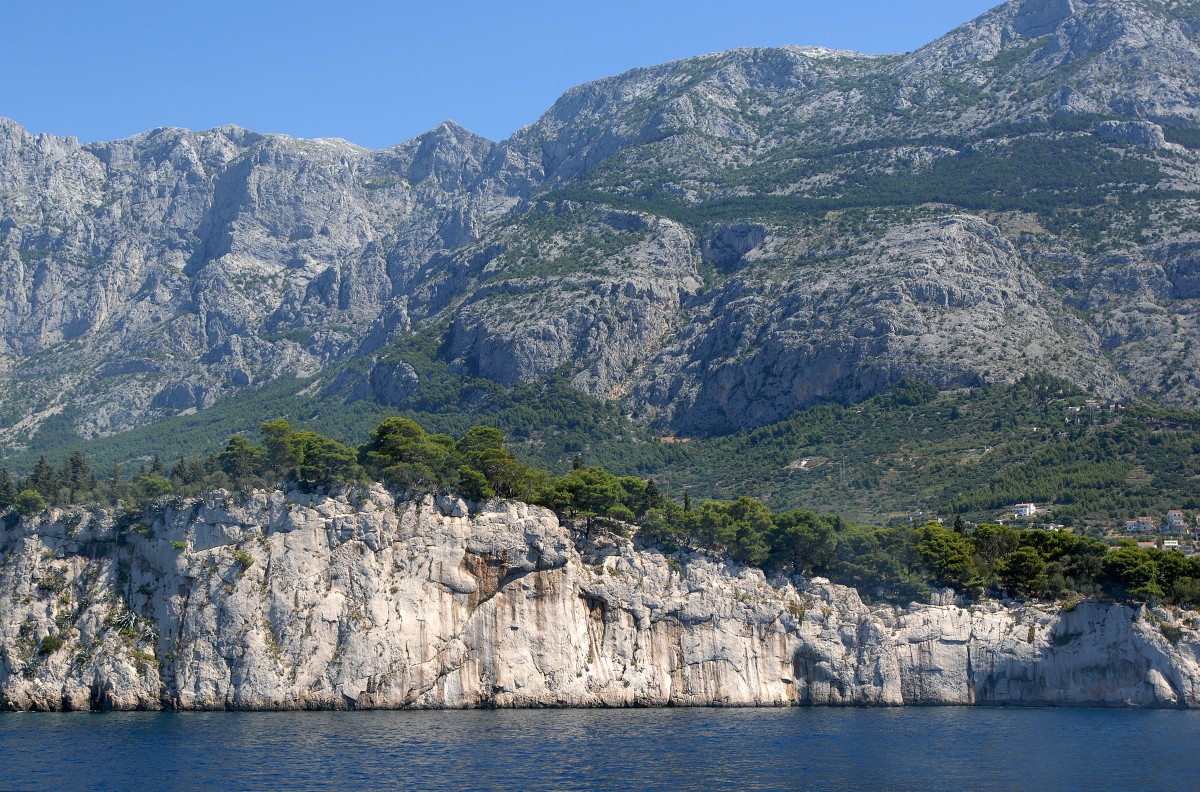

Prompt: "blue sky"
[2,0,999,149]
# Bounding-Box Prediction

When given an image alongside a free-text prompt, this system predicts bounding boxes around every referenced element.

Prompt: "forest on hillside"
[12,370,1200,530]
[5,408,1200,612]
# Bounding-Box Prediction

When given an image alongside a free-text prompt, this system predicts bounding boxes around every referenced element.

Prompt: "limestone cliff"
[1,488,1197,711]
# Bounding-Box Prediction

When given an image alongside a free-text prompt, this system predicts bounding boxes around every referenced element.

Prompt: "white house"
[1124,517,1157,533]
[1012,503,1037,518]
[1167,510,1187,533]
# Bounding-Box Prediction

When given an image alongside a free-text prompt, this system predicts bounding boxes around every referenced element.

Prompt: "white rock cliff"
[1,488,1197,710]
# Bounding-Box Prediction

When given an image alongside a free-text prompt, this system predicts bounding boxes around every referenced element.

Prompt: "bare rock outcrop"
[634,216,1125,432]
[1,491,1197,711]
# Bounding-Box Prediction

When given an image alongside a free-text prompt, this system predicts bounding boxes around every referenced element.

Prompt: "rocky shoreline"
[1,487,1197,711]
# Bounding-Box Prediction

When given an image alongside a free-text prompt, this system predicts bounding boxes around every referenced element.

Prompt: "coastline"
[2,487,1197,712]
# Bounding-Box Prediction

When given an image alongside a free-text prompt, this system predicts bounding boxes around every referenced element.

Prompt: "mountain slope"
[2,0,1200,458]
[0,119,523,442]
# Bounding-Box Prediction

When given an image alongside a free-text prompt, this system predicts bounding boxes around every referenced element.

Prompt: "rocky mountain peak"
[396,119,495,190]
[0,116,32,141]
[2,0,1200,454]
[1011,0,1087,38]
[427,119,487,141]
[780,45,875,60]
[917,0,1199,74]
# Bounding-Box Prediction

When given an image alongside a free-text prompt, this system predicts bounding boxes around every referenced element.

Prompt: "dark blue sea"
[1,706,1196,791]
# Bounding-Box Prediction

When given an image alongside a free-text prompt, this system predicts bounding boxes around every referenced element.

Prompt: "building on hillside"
[1124,517,1157,533]
[1163,540,1181,551]
[1138,541,1158,549]
[1012,503,1037,518]
[1167,510,1187,533]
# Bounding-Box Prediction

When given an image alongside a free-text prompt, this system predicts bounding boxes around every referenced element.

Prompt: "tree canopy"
[3,413,1198,610]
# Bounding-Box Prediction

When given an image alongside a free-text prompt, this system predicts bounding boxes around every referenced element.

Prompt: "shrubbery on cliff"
[3,415,1200,608]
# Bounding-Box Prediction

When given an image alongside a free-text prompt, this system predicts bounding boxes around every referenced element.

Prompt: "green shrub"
[13,489,45,517]
[170,540,187,551]
[38,635,65,655]
[1161,625,1184,644]
[37,572,67,593]
[130,649,160,670]
[1050,630,1083,647]
[234,550,254,570]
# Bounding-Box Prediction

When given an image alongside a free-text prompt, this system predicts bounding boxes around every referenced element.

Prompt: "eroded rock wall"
[1,489,1197,710]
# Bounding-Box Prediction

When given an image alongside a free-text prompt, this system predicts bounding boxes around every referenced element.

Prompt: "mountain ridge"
[1,0,1199,462]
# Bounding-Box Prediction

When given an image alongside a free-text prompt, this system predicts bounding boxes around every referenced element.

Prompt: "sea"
[1,706,1196,791]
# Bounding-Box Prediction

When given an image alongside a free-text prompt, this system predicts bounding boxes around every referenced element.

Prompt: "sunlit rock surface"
[2,489,1196,711]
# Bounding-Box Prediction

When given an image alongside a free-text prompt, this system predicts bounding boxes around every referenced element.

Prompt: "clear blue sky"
[1,0,999,149]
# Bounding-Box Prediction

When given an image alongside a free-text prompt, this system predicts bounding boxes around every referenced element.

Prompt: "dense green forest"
[648,373,1200,527]
[9,368,1200,531]
[4,410,1200,610]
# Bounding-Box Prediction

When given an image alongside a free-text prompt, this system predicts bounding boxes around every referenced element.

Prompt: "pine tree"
[0,468,15,512]
[30,456,58,501]
[645,479,662,510]
[63,450,90,502]
[108,463,124,506]
[217,435,266,481]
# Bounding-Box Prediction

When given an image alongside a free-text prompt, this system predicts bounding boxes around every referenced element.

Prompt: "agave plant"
[112,610,139,631]
[70,646,93,669]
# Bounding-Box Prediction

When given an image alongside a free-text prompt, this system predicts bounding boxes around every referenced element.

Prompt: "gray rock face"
[0,119,521,442]
[701,223,768,272]
[345,361,420,406]
[1,490,1197,711]
[1095,120,1168,148]
[443,210,703,398]
[2,0,1200,447]
[634,216,1125,432]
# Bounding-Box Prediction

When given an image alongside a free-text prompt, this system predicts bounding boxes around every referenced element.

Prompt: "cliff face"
[0,119,520,442]
[3,0,1200,450]
[1,489,1196,711]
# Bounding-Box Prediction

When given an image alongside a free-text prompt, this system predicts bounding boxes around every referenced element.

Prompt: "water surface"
[1,707,1195,791]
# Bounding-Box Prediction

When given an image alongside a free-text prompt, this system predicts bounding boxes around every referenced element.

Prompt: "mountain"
[2,0,1200,462]
[0,118,519,444]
